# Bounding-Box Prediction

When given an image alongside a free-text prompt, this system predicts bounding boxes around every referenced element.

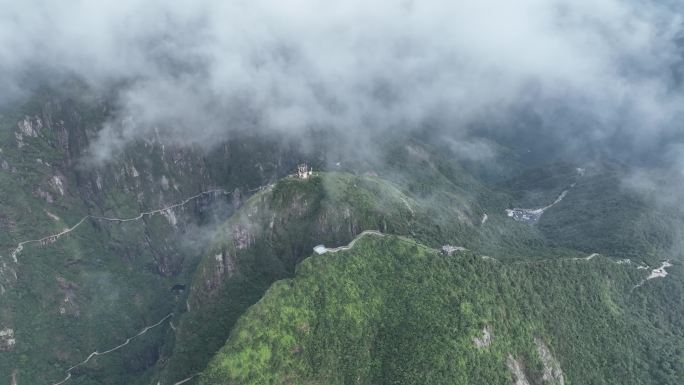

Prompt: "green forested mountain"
[0,89,682,385]
[201,235,683,385]
[5,1,684,384]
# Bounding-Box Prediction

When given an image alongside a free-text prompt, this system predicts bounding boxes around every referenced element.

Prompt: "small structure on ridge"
[313,245,327,254]
[297,164,313,179]
[441,245,467,256]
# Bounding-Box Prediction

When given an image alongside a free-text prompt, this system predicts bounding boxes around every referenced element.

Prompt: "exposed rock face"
[34,186,55,203]
[535,337,565,385]
[506,355,531,385]
[473,325,492,348]
[15,115,44,148]
[161,208,178,226]
[161,175,170,190]
[214,251,236,278]
[232,224,253,250]
[18,115,42,137]
[49,174,67,196]
[0,328,16,351]
[56,277,80,317]
[199,250,237,301]
[441,245,467,256]
[232,188,242,210]
[0,260,18,295]
[505,339,565,385]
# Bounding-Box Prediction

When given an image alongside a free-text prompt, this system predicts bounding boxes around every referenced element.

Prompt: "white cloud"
[0,0,682,162]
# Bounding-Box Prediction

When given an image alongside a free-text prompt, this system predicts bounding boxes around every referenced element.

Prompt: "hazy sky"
[1,0,683,163]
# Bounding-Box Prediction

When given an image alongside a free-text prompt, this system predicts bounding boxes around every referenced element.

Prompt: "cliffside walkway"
[9,189,231,263]
[313,230,385,254]
[50,313,173,385]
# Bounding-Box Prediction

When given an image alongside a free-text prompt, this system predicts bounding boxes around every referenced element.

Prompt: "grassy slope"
[201,235,683,385]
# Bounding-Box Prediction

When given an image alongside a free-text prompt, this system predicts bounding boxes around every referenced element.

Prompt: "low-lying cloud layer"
[1,0,683,163]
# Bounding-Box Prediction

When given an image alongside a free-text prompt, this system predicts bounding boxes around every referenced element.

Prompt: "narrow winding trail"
[170,374,199,385]
[10,189,232,263]
[1,185,277,385]
[51,313,173,385]
[506,170,581,224]
[8,182,278,264]
[632,260,674,289]
[505,188,571,224]
[573,253,599,261]
[313,230,385,254]
[315,228,674,294]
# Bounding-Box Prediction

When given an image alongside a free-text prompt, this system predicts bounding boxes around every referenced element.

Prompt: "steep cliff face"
[0,88,310,385]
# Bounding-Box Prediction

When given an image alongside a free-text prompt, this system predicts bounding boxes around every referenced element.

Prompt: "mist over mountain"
[2,0,684,166]
[0,2,683,385]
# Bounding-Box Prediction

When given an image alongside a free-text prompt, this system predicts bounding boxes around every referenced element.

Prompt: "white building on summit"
[297,164,313,179]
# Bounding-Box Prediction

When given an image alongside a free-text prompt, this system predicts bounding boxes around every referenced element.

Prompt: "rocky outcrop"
[49,173,67,196]
[535,337,565,385]
[473,325,492,348]
[214,250,236,279]
[232,224,254,250]
[15,115,44,148]
[232,188,242,210]
[505,339,565,385]
[56,276,80,317]
[0,260,17,295]
[0,327,16,351]
[18,115,43,137]
[197,249,237,303]
[506,355,531,385]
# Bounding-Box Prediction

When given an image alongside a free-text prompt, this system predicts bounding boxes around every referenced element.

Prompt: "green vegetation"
[201,236,683,385]
[537,165,684,264]
[2,86,683,385]
[0,87,308,385]
[162,158,684,383]
[159,173,419,382]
